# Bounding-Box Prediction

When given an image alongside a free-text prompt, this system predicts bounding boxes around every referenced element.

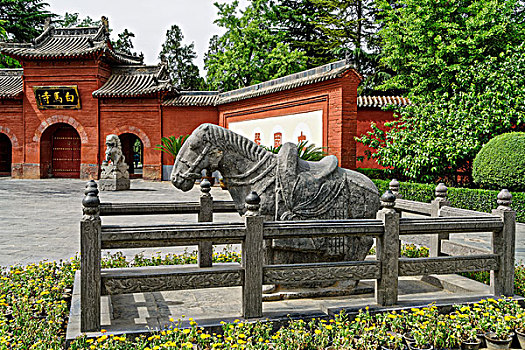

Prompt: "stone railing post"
[429,183,451,257]
[80,180,101,332]
[376,190,399,306]
[198,179,213,268]
[491,189,516,296]
[242,191,264,318]
[389,179,402,199]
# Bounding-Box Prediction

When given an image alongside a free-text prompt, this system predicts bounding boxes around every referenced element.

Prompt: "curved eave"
[0,46,141,65]
[93,87,173,99]
[0,92,23,99]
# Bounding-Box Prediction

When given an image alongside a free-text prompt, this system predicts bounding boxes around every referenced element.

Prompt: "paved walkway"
[0,177,524,266]
[0,178,240,267]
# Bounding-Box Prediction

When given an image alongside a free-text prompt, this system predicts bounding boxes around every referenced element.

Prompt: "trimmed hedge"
[356,168,391,181]
[473,132,525,191]
[372,179,525,223]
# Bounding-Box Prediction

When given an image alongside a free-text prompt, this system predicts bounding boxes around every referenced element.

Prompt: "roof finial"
[345,48,352,65]
[44,17,51,30]
[101,16,110,38]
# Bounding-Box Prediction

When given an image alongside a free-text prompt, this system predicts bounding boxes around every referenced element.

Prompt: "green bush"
[372,179,525,223]
[473,132,525,191]
[356,168,391,180]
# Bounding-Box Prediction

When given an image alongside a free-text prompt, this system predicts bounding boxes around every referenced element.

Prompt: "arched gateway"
[0,133,12,176]
[40,123,81,178]
[119,133,143,178]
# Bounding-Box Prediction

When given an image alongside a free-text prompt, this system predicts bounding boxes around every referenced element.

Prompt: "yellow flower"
[183,328,191,334]
[315,330,322,335]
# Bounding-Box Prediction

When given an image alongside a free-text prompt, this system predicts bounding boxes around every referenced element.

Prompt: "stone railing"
[80,180,516,332]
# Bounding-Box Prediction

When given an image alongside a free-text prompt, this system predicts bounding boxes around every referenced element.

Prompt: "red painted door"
[0,133,11,175]
[51,125,80,178]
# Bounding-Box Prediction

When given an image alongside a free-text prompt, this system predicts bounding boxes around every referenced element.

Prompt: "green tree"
[159,24,205,91]
[0,20,20,68]
[113,28,142,58]
[58,12,100,27]
[274,0,336,68]
[204,0,307,91]
[0,0,54,42]
[358,44,525,183]
[376,0,525,96]
[274,0,391,94]
[58,13,142,58]
[0,0,54,68]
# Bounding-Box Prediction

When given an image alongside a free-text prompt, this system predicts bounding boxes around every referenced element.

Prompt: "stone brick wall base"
[80,164,99,180]
[143,165,161,181]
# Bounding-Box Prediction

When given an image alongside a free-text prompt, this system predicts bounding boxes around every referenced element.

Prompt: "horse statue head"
[171,124,273,208]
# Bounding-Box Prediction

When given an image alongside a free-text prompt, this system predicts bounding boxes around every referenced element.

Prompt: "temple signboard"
[33,86,81,109]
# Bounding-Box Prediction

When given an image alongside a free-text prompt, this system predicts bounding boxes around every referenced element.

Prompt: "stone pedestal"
[99,177,130,191]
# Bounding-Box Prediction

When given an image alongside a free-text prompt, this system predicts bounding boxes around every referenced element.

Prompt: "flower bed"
[68,298,525,349]
[1,247,524,349]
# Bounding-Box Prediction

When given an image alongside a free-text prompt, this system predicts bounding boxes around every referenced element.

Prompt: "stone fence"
[79,179,516,332]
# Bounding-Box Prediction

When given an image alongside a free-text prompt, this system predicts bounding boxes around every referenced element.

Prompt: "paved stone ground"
[0,178,241,267]
[1,177,524,266]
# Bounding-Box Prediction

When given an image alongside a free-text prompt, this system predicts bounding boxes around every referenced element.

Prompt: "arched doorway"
[119,133,143,178]
[40,123,81,178]
[0,133,12,176]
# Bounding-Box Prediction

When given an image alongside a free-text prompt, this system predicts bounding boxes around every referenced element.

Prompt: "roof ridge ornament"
[101,16,110,40]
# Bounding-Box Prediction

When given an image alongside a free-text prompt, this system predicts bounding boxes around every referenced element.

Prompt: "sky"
[46,0,249,74]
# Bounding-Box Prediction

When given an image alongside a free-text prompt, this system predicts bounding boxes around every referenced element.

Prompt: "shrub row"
[372,179,525,223]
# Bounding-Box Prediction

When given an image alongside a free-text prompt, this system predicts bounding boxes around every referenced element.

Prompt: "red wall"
[20,59,110,179]
[356,107,396,169]
[219,70,361,169]
[0,59,385,179]
[0,99,23,176]
[161,106,218,166]
[99,97,162,180]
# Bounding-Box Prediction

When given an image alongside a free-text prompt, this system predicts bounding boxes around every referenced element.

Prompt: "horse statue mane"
[171,124,380,279]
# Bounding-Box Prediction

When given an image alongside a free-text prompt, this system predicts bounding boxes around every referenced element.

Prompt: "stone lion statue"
[100,134,130,190]
[103,134,126,167]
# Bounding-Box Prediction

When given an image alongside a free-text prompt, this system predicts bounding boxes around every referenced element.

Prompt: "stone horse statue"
[171,124,380,273]
[100,134,130,190]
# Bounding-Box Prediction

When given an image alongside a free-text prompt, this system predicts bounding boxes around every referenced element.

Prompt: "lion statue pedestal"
[100,134,130,191]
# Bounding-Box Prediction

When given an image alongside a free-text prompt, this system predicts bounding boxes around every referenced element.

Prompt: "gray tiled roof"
[0,25,142,65]
[0,69,23,99]
[93,65,173,98]
[162,91,220,106]
[357,95,411,108]
[218,60,357,105]
[162,60,358,107]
